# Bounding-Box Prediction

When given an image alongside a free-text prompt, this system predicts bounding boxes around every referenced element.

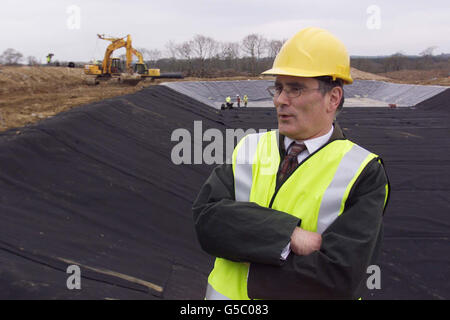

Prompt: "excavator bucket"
[118,73,142,86]
[84,76,100,86]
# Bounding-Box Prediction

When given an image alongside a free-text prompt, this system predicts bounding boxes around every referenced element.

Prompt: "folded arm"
[247,159,389,299]
[192,163,300,266]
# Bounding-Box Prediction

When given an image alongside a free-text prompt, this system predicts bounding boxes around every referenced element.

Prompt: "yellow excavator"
[84,34,181,85]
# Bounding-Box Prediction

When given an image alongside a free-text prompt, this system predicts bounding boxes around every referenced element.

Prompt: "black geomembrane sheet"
[0,85,448,299]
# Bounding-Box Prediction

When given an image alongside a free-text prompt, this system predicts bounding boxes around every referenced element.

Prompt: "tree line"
[138,37,449,77]
[136,34,285,77]
[352,51,450,74]
[1,35,448,77]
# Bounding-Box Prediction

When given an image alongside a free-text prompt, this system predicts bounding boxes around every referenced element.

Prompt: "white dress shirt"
[280,125,334,260]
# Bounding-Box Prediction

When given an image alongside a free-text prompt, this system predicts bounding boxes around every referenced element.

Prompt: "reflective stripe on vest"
[233,132,267,201]
[316,143,371,234]
[207,131,378,300]
[205,283,231,300]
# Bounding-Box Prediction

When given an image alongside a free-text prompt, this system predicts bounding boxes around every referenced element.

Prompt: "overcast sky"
[1,0,449,62]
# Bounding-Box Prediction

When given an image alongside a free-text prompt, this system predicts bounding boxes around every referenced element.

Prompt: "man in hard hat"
[225,96,233,109]
[236,95,241,108]
[193,27,390,300]
[243,94,248,107]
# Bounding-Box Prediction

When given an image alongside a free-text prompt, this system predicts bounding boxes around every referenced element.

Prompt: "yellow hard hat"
[262,27,353,84]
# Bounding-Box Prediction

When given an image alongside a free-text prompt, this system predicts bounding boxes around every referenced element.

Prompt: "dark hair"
[314,76,345,112]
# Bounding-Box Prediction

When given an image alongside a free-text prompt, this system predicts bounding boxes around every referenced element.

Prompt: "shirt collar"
[284,125,334,154]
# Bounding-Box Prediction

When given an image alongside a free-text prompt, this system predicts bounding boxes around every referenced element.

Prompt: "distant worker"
[236,95,241,107]
[225,96,233,109]
[243,94,248,107]
[46,53,54,64]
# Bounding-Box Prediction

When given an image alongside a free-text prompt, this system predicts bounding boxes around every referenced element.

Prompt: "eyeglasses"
[267,85,321,98]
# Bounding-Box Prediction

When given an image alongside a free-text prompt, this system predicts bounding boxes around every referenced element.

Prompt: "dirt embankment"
[0,66,161,131]
[377,69,450,86]
[350,67,392,81]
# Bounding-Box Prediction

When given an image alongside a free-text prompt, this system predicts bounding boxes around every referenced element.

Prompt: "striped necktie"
[278,142,306,183]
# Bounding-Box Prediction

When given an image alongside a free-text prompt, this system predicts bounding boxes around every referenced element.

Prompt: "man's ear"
[327,87,343,114]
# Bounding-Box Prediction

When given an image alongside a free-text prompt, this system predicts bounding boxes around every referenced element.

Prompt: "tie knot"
[287,142,306,157]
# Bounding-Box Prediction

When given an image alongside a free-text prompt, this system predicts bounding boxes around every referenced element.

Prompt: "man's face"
[273,75,333,141]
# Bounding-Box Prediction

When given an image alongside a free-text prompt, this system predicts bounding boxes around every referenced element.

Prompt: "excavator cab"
[110,58,123,75]
[134,63,161,78]
[134,63,147,75]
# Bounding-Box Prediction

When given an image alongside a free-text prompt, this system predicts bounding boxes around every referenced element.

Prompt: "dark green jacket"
[192,124,390,299]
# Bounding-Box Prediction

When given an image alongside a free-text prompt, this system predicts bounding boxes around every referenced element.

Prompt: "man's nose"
[274,89,290,106]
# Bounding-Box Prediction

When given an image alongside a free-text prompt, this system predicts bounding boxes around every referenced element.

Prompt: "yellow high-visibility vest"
[206,130,379,300]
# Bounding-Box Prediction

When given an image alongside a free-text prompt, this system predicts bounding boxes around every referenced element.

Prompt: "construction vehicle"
[84,34,182,85]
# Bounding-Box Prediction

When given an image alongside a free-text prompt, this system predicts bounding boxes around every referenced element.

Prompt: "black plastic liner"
[0,86,448,299]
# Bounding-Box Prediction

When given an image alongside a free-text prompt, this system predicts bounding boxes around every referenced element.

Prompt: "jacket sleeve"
[247,158,389,299]
[192,163,300,266]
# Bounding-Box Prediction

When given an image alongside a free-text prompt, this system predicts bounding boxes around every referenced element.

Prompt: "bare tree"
[191,35,218,60]
[138,48,162,64]
[241,34,258,59]
[241,34,268,75]
[175,41,194,75]
[256,37,268,59]
[241,34,268,59]
[190,35,219,76]
[148,49,162,62]
[268,39,284,58]
[176,41,193,60]
[165,40,178,59]
[27,55,39,66]
[419,46,438,57]
[0,48,23,65]
[220,42,240,60]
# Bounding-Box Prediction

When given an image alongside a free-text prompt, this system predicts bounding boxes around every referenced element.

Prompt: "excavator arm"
[130,48,144,64]
[98,34,144,75]
[98,34,127,74]
[85,34,181,82]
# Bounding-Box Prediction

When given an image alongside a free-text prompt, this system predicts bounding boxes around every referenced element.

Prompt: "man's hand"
[290,227,322,256]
